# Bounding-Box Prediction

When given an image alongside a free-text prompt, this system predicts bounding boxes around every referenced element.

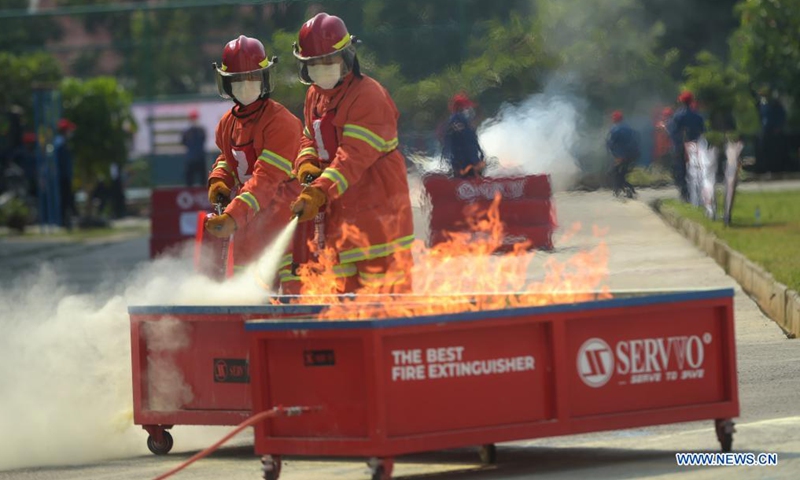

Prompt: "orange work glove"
[296,161,324,185]
[290,186,327,222]
[208,179,231,205]
[205,213,237,238]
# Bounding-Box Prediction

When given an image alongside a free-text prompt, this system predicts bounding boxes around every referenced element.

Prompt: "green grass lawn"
[662,190,800,292]
[627,166,674,188]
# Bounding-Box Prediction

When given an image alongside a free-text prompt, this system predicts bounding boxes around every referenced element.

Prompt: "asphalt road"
[1,184,799,479]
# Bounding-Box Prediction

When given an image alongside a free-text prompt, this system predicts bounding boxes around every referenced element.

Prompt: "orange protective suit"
[292,73,414,293]
[208,98,302,291]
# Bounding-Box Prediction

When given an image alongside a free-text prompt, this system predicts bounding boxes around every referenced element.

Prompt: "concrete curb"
[653,199,800,338]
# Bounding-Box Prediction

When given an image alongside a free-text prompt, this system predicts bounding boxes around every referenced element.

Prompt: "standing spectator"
[182,109,207,187]
[668,91,706,202]
[11,132,38,198]
[750,86,788,173]
[652,107,674,171]
[54,118,77,230]
[605,110,640,198]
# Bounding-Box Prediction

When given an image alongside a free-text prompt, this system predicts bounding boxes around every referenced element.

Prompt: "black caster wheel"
[146,431,173,455]
[715,419,735,452]
[368,457,393,480]
[371,465,385,480]
[262,455,282,480]
[720,432,733,452]
[479,443,497,465]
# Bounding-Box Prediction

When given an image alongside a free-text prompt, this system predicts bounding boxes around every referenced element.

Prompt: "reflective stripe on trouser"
[280,252,411,295]
[342,250,412,294]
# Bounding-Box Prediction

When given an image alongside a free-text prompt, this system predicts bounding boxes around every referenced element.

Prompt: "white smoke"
[408,83,587,192]
[142,318,195,411]
[478,91,584,192]
[0,243,269,471]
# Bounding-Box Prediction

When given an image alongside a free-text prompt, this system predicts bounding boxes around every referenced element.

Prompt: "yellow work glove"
[290,186,327,223]
[205,213,237,238]
[296,161,324,185]
[208,179,231,205]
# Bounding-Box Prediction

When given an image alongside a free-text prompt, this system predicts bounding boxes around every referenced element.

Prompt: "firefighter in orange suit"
[205,35,302,293]
[288,13,415,294]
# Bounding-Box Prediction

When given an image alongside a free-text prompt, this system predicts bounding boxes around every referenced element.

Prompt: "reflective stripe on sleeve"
[258,149,293,177]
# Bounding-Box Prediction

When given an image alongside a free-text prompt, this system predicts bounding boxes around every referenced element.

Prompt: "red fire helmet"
[57,118,76,132]
[292,13,359,85]
[213,35,276,101]
[294,13,352,61]
[678,90,694,105]
[450,93,476,113]
[611,110,624,123]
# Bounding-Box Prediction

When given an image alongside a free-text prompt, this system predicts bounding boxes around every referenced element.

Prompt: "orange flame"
[292,194,610,319]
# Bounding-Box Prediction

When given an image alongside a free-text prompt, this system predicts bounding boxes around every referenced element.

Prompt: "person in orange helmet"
[204,35,302,293]
[288,13,414,294]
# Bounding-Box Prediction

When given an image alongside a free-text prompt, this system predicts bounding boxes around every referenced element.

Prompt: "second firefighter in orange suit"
[205,35,302,293]
[289,13,414,293]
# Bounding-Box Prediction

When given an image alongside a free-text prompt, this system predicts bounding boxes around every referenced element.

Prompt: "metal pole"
[32,90,48,233]
[143,11,154,101]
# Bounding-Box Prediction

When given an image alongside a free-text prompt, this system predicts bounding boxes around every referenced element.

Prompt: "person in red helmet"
[667,90,706,202]
[605,110,640,198]
[54,118,77,230]
[204,35,302,292]
[442,92,486,178]
[289,13,414,294]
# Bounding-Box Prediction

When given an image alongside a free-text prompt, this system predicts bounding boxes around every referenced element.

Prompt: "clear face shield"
[294,44,355,87]
[213,59,276,104]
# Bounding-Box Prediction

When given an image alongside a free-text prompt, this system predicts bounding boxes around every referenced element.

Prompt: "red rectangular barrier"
[128,304,325,455]
[246,289,738,478]
[423,174,556,251]
[430,198,553,227]
[150,187,212,258]
[422,174,552,200]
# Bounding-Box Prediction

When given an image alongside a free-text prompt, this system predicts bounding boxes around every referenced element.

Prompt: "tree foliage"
[731,0,800,121]
[641,0,740,77]
[60,77,135,184]
[6,0,798,162]
[534,0,677,116]
[683,51,759,139]
[0,52,62,123]
[0,0,62,53]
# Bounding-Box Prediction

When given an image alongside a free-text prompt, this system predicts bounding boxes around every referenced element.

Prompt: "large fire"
[290,194,610,319]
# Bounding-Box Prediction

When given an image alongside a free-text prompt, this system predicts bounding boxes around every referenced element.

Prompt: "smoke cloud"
[478,88,585,191]
[0,244,264,471]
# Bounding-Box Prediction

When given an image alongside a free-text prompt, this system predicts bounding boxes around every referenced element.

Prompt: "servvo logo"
[577,333,713,388]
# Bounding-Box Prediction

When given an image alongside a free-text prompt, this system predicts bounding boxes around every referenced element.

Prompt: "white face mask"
[307,63,342,90]
[231,80,262,106]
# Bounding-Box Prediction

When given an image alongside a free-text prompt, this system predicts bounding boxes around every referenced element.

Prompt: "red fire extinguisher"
[292,174,324,274]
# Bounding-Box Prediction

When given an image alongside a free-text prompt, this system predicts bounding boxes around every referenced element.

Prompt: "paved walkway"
[2,185,798,479]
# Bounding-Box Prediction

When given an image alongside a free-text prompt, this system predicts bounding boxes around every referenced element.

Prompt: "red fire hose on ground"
[152,406,318,480]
